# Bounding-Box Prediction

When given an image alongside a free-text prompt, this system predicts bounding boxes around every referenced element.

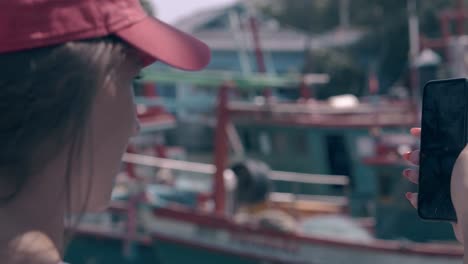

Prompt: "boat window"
[356,136,376,158]
[325,134,352,186]
[272,131,288,154]
[259,131,272,155]
[242,130,253,151]
[157,84,177,98]
[378,172,394,201]
[294,131,308,155]
[133,81,143,96]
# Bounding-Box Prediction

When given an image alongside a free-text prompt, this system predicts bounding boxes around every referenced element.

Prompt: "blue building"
[149,1,363,150]
[172,2,362,75]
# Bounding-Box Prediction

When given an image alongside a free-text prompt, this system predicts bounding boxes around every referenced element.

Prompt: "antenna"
[407,0,420,109]
[229,11,253,75]
[339,0,350,29]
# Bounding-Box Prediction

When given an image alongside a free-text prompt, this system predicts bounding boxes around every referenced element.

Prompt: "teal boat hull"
[155,241,261,264]
[65,236,160,264]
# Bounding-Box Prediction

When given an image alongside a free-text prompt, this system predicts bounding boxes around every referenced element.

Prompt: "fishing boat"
[64,70,463,264]
[63,0,468,261]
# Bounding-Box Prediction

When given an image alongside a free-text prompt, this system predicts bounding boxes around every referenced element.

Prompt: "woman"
[404,128,468,262]
[0,0,210,263]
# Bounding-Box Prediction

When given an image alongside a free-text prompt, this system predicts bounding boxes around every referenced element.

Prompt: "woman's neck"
[0,167,66,264]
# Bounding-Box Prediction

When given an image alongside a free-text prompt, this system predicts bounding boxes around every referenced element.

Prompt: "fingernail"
[403,152,411,160]
[403,169,410,177]
[405,192,413,200]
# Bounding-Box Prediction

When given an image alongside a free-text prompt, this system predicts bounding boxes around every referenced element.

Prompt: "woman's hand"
[402,128,421,208]
[403,127,464,243]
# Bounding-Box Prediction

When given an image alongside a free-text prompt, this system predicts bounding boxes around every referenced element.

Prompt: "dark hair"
[0,36,131,203]
[231,159,272,206]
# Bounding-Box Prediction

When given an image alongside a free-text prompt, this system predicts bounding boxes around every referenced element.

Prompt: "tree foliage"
[263,0,459,97]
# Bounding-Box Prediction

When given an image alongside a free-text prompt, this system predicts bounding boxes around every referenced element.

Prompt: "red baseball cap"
[0,0,211,71]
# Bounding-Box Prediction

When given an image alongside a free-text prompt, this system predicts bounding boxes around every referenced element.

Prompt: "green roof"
[136,70,329,90]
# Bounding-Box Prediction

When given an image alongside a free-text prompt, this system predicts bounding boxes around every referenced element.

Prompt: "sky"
[153,0,238,24]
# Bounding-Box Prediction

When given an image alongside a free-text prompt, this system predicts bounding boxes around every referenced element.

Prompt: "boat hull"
[65,235,160,264]
[146,208,463,264]
[154,239,462,264]
[155,241,259,264]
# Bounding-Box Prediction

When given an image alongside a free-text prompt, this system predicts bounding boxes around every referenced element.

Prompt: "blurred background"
[65,1,467,263]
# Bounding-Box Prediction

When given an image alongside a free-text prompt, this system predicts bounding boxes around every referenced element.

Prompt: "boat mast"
[247,3,271,98]
[229,10,253,75]
[407,0,420,105]
[213,84,230,216]
[339,0,350,29]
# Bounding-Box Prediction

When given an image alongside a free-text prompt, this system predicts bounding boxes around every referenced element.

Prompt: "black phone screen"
[418,78,468,221]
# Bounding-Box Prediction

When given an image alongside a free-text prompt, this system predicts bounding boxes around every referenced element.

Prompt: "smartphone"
[418,78,468,221]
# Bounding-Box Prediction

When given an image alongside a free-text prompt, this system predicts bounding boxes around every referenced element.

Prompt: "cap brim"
[116,17,211,71]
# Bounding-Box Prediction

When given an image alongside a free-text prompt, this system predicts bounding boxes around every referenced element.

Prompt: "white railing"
[123,153,349,187]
